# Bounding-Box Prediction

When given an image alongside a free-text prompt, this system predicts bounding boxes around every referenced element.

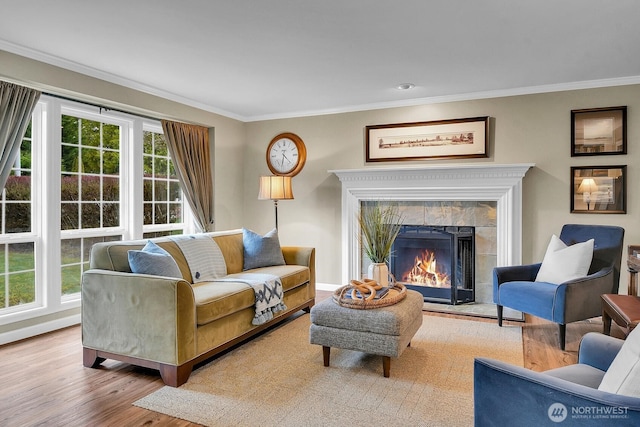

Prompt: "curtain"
[0,82,41,191]
[161,120,215,232]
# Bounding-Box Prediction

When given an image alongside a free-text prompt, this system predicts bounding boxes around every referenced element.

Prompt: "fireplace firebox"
[390,225,475,305]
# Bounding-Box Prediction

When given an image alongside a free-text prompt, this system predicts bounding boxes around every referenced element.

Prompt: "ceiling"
[1,1,640,122]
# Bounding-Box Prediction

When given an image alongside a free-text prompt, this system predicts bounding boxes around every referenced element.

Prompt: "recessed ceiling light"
[396,83,415,90]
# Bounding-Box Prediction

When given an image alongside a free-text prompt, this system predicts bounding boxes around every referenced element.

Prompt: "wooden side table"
[602,294,640,337]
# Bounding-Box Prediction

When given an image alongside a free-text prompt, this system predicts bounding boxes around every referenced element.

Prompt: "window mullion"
[126,119,143,240]
[43,100,63,310]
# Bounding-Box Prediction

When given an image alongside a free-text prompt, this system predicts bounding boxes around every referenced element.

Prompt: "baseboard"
[0,314,81,345]
[316,282,340,291]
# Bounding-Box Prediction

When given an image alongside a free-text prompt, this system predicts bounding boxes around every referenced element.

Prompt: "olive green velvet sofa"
[81,229,315,387]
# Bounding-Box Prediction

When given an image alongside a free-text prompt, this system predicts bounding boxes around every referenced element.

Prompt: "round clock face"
[269,137,299,174]
[266,133,306,177]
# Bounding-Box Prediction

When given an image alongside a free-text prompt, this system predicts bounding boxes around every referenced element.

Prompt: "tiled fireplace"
[331,164,534,307]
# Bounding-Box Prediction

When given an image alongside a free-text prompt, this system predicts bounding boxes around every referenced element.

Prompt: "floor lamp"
[258,175,294,229]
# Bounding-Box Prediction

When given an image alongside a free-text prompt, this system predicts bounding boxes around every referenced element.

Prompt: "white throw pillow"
[534,234,594,284]
[598,326,640,397]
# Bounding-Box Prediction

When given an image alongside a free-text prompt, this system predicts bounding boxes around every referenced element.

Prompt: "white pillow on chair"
[598,326,640,397]
[534,234,594,284]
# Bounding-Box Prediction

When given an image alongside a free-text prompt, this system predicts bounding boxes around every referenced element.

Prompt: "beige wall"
[246,86,640,290]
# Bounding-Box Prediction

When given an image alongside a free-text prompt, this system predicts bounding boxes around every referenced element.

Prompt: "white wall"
[246,86,640,291]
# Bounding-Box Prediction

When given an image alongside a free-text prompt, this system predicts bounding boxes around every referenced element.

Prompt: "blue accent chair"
[474,333,640,426]
[493,224,625,350]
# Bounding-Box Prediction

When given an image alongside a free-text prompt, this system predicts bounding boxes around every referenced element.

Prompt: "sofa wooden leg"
[322,346,330,367]
[83,347,105,368]
[382,356,390,378]
[159,363,193,387]
[497,305,503,327]
[559,324,566,351]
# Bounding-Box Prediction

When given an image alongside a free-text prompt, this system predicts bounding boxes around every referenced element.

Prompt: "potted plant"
[358,202,403,287]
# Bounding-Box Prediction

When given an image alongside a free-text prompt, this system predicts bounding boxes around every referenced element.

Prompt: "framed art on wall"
[571,106,626,156]
[570,165,626,214]
[365,116,489,162]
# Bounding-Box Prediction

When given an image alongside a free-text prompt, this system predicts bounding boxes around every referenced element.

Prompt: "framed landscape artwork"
[571,106,626,156]
[571,165,626,214]
[365,116,489,162]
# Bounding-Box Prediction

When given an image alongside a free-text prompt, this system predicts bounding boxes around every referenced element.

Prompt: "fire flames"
[402,249,450,288]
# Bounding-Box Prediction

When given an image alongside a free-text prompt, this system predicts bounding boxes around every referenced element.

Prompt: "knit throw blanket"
[215,273,287,325]
[169,235,227,282]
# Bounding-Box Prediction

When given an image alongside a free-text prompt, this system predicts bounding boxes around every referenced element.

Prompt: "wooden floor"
[0,290,627,427]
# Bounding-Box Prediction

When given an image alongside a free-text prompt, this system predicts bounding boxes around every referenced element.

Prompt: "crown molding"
[0,40,244,122]
[3,39,640,123]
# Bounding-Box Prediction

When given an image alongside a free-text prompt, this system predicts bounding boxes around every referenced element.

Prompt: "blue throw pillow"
[128,240,182,278]
[242,228,286,270]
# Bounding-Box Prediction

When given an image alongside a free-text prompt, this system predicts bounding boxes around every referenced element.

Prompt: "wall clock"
[266,132,307,177]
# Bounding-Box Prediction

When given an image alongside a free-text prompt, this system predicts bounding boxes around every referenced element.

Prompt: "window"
[0,122,36,312]
[60,114,121,231]
[2,123,33,234]
[142,129,183,238]
[0,96,189,324]
[60,112,126,298]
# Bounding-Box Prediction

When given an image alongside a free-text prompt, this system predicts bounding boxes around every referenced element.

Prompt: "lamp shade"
[258,175,294,200]
[577,178,598,194]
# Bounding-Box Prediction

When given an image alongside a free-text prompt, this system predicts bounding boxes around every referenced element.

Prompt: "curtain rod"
[43,91,162,122]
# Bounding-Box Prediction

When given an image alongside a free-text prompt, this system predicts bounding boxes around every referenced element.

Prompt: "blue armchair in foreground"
[474,332,640,426]
[493,224,624,350]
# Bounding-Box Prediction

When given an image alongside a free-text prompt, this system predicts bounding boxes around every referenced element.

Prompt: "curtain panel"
[161,120,215,232]
[0,81,41,191]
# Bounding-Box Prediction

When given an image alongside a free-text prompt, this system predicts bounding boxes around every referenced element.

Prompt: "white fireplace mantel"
[330,163,535,285]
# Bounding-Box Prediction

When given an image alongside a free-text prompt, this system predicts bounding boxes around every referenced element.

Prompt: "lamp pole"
[274,199,279,229]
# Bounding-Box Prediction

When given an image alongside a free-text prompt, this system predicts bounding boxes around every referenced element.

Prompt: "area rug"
[134,313,523,426]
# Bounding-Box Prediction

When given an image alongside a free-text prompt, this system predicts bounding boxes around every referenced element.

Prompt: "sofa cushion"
[497,280,563,322]
[237,265,309,292]
[192,265,310,326]
[242,228,285,270]
[535,234,594,284]
[598,325,640,397]
[192,281,256,326]
[127,241,181,278]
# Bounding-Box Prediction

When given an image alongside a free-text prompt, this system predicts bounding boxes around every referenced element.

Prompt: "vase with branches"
[358,202,403,287]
